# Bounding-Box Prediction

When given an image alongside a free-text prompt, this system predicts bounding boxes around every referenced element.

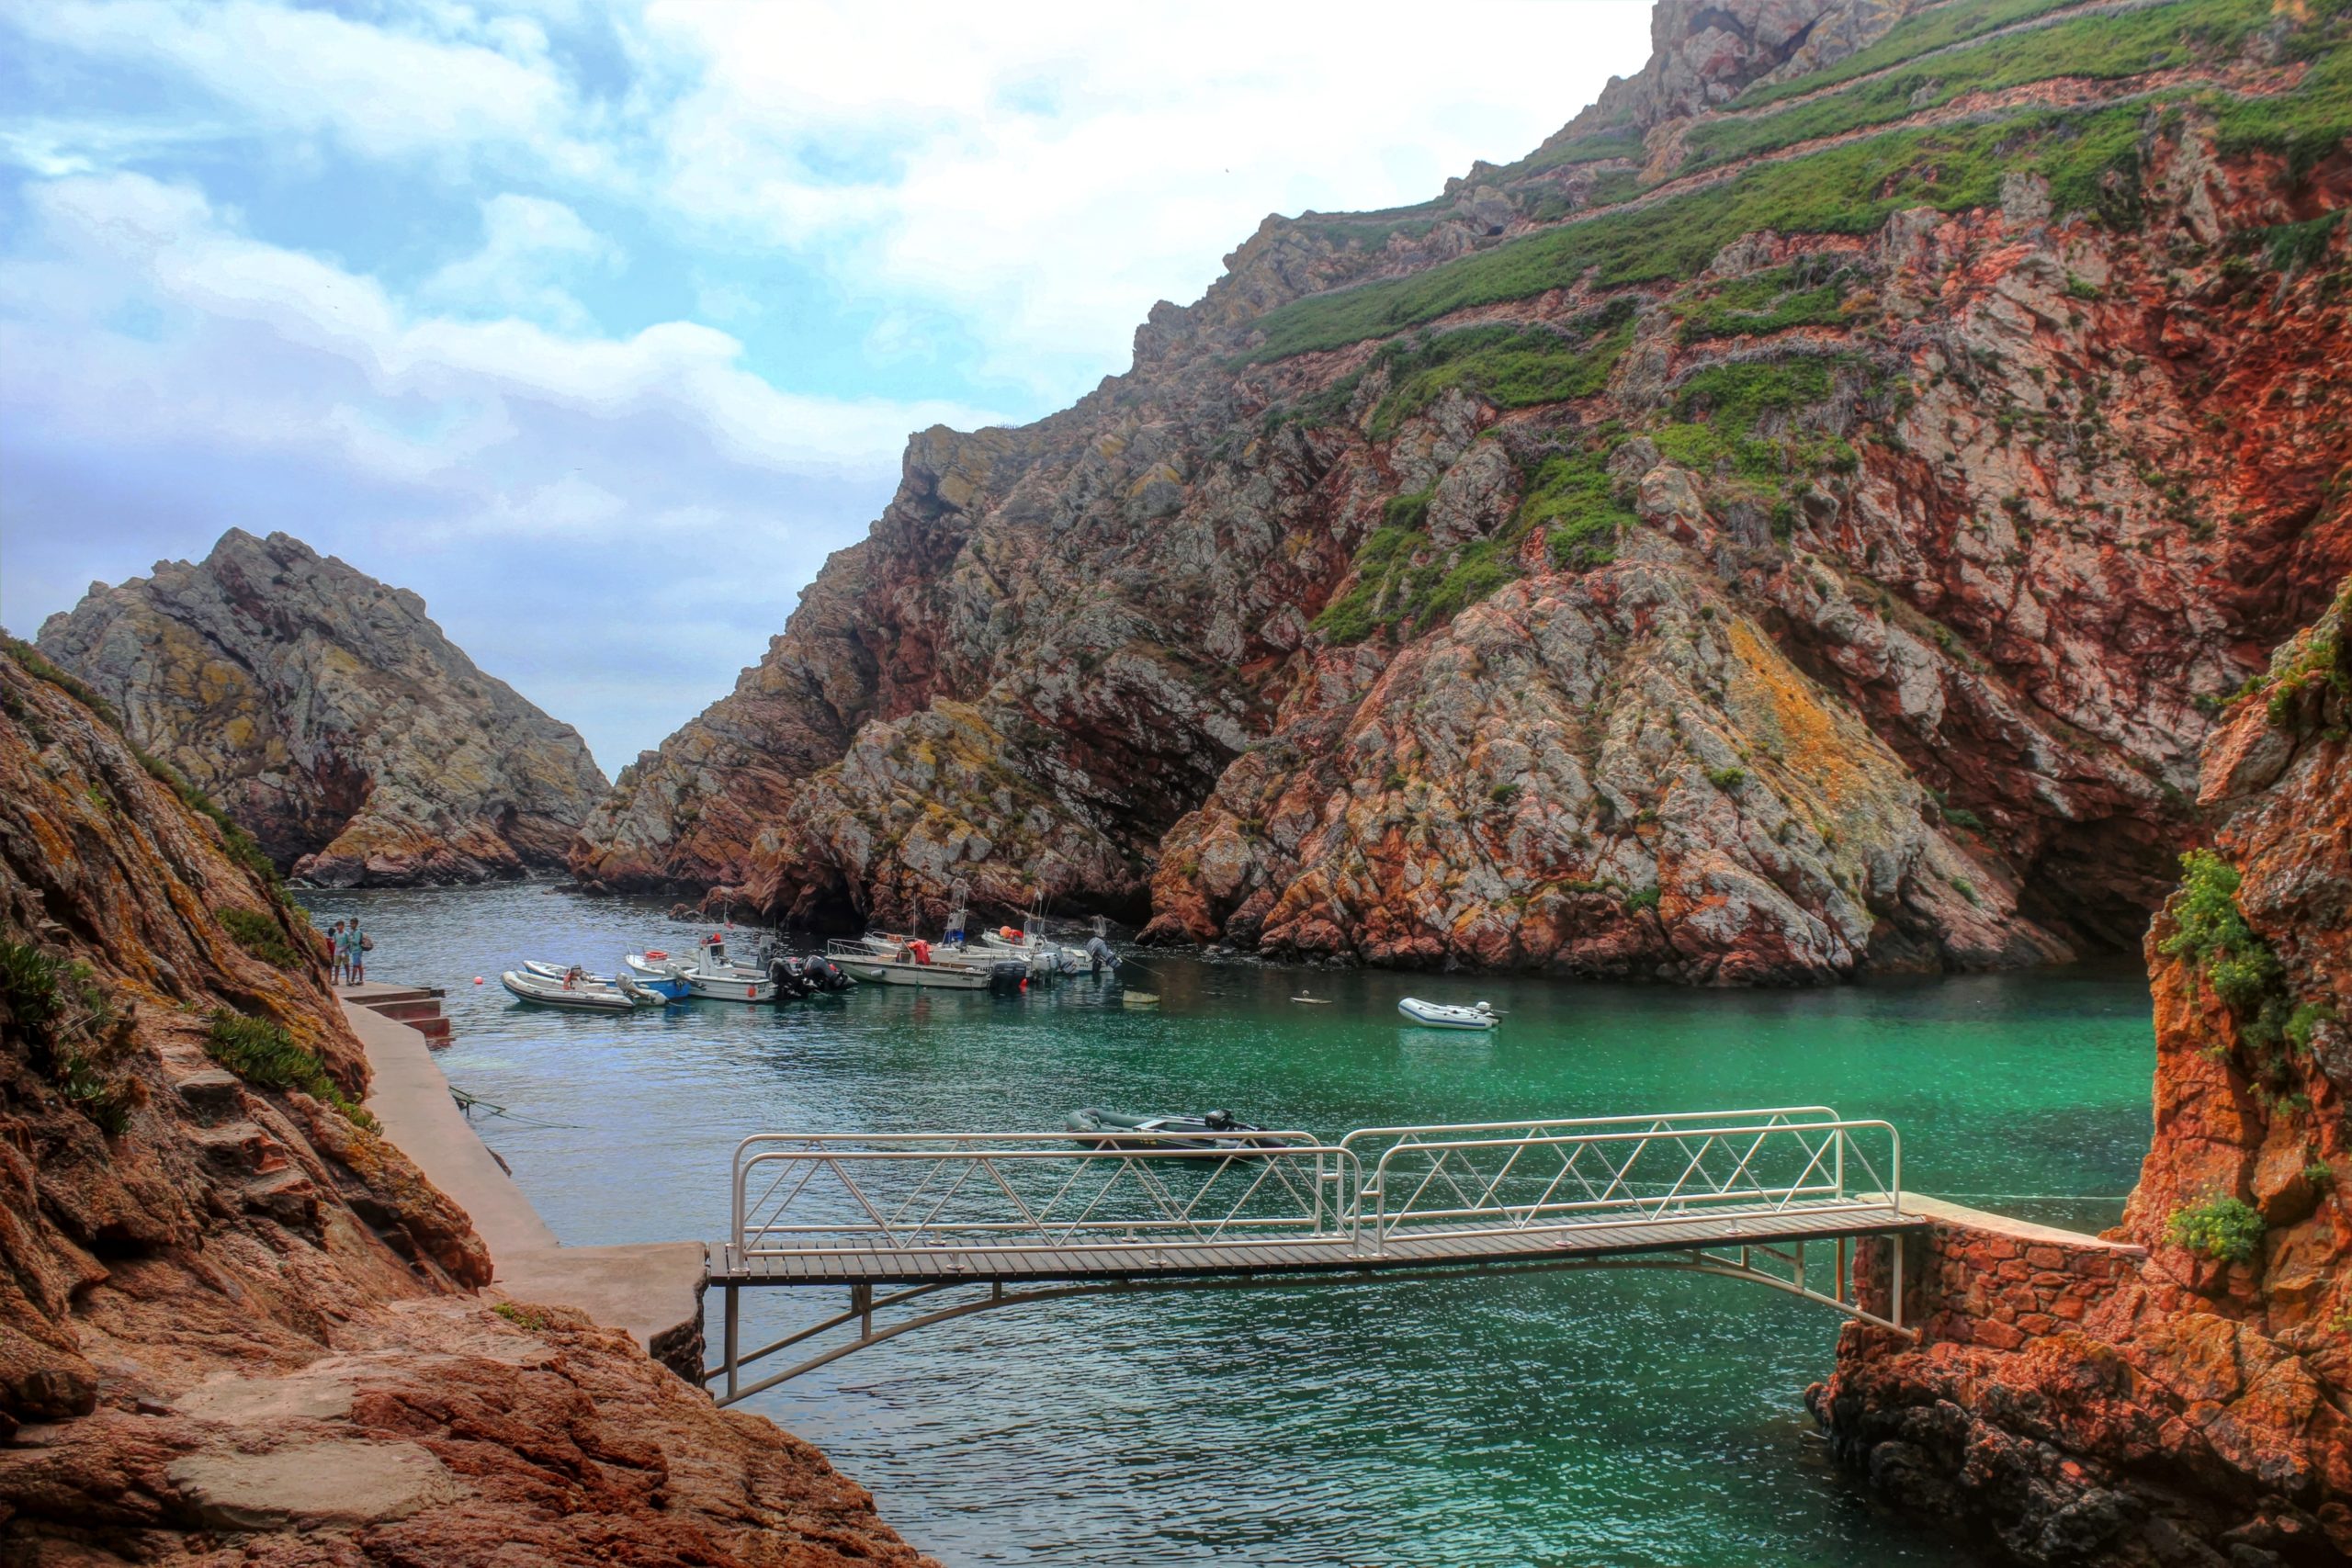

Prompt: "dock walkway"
[338,987,706,1373]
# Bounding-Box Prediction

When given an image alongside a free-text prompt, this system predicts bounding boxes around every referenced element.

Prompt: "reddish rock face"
[0,647,932,1565]
[573,0,2352,983]
[38,528,607,888]
[1816,583,2352,1563]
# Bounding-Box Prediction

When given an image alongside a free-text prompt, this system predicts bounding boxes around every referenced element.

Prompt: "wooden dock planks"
[706,1202,1922,1287]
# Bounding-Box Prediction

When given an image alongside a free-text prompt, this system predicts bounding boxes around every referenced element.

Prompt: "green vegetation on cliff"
[1366,301,1634,436]
[206,1009,376,1128]
[0,939,136,1134]
[1731,0,2082,107]
[1249,0,2351,363]
[1679,0,2272,175]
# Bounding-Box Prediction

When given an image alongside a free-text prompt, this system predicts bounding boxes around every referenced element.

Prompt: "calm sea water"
[300,883,2155,1568]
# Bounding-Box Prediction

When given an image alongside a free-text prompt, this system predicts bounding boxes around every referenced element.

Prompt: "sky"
[0,0,1656,775]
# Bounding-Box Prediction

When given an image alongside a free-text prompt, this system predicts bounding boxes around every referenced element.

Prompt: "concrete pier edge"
[339,985,707,1382]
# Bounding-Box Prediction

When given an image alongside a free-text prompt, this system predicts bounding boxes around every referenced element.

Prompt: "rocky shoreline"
[0,641,933,1565]
[564,0,2352,985]
[1815,585,2352,1565]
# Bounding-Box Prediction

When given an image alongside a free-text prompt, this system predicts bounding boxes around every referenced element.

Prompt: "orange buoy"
[473,976,484,985]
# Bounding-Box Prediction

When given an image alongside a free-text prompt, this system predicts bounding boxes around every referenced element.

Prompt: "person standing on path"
[347,918,367,985]
[327,919,347,985]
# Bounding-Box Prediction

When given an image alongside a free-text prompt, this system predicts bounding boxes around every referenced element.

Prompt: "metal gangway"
[705,1106,1920,1404]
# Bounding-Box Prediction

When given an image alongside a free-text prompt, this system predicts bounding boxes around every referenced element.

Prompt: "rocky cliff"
[0,639,931,1563]
[573,0,2352,982]
[1815,580,2352,1564]
[40,529,607,887]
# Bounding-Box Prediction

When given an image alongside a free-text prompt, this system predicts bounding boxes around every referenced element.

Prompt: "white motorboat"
[625,933,780,1002]
[975,916,1089,975]
[500,967,667,1011]
[826,939,993,990]
[1396,997,1498,1031]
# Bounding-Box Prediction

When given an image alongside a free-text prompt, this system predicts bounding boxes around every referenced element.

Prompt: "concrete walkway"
[340,992,707,1377]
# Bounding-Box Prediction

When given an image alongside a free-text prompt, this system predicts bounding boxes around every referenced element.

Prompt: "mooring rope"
[448,1085,577,1130]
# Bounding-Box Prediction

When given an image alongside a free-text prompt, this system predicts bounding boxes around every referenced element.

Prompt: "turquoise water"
[300,884,2156,1567]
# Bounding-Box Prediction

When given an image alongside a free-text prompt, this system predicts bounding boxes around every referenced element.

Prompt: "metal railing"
[709,1108,1912,1398]
[732,1131,1359,1257]
[727,1109,1898,1260]
[1351,1115,1899,1251]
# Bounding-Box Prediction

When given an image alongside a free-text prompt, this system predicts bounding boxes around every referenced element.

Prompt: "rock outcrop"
[39,529,606,887]
[1814,581,2352,1564]
[0,640,932,1564]
[573,0,2352,982]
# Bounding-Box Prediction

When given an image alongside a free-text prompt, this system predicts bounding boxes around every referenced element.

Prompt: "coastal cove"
[300,883,2156,1568]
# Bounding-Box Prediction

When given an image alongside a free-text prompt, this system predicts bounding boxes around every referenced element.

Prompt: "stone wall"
[1843,1201,2149,1354]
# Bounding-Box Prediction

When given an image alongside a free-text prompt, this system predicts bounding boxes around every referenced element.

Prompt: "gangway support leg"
[853,1282,873,1343]
[724,1282,740,1403]
[1891,1235,1905,1334]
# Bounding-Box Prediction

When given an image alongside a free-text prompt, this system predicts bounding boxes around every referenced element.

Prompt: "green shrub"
[2160,849,2282,1016]
[220,908,304,971]
[2286,1002,2339,1054]
[0,939,136,1134]
[0,938,68,1043]
[1415,541,1519,631]
[1623,886,1662,913]
[1706,766,1748,791]
[1364,303,1634,437]
[206,1010,376,1130]
[1676,265,1851,341]
[2165,1192,2266,1264]
[1517,451,1634,570]
[1384,491,1433,531]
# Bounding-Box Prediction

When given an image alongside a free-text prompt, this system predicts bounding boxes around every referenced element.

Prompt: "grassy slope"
[1247,0,2351,362]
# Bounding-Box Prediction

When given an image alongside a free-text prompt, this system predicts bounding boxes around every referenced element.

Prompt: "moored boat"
[626,933,782,1002]
[1396,997,1498,1031]
[1063,1107,1275,1149]
[524,959,691,1001]
[500,966,667,1011]
[826,938,991,990]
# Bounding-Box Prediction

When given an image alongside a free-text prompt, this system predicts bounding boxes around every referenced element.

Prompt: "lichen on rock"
[37,528,607,888]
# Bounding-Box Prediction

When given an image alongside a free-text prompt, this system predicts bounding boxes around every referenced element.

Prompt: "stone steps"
[341,985,452,1046]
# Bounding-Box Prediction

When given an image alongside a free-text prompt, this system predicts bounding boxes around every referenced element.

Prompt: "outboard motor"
[768,955,810,999]
[802,954,853,993]
[1204,1110,1236,1133]
[988,959,1030,992]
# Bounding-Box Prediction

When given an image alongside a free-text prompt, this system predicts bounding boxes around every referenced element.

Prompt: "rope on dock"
[448,1085,577,1130]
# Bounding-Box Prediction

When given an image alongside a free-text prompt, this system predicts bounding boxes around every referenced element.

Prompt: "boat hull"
[500,970,636,1011]
[833,956,990,989]
[1396,998,1497,1031]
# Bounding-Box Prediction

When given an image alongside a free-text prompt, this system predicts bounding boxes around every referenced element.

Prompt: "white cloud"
[635,0,1656,389]
[0,170,1006,765]
[5,0,602,172]
[419,193,619,330]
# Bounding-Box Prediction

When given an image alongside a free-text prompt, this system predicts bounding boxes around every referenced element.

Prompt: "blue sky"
[0,0,1655,773]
